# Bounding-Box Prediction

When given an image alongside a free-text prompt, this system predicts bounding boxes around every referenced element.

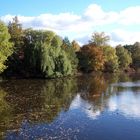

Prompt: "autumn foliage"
[0,17,140,77]
[78,43,105,72]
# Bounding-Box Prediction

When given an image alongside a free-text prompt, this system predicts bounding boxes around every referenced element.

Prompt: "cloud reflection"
[70,82,140,120]
[108,91,140,119]
[70,94,101,120]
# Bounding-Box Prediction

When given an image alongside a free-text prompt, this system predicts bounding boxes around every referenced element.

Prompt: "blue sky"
[1,0,140,15]
[1,0,140,46]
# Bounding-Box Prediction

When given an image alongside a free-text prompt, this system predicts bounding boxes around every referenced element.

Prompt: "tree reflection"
[79,74,108,100]
[0,78,78,138]
[78,74,109,118]
[77,73,140,120]
[40,78,78,122]
[0,73,139,139]
[0,89,13,139]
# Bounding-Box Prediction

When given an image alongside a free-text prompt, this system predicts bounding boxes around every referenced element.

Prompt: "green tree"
[62,37,71,48]
[90,32,110,46]
[0,21,13,73]
[131,42,140,69]
[23,29,51,75]
[24,29,75,78]
[41,35,74,78]
[124,44,133,52]
[116,45,132,70]
[102,46,119,72]
[61,37,78,74]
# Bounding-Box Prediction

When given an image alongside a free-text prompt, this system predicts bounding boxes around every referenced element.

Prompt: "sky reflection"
[70,82,140,120]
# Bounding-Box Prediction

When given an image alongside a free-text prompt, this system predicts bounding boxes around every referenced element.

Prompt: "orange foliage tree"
[78,43,105,72]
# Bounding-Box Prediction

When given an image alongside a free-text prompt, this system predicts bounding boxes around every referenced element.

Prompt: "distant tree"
[102,46,119,72]
[6,16,24,75]
[79,43,105,72]
[0,21,13,73]
[116,45,132,70]
[123,44,133,52]
[71,40,80,52]
[61,37,78,73]
[131,42,140,69]
[8,16,24,53]
[90,32,110,46]
[62,37,71,48]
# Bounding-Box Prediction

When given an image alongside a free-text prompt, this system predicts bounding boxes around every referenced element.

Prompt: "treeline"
[0,16,140,78]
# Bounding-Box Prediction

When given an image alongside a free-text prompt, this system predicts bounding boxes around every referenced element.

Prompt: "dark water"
[0,73,140,140]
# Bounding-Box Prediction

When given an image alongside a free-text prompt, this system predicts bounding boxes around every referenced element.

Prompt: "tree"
[124,44,133,52]
[23,29,45,75]
[24,29,75,78]
[62,37,71,48]
[71,40,80,52]
[79,43,105,72]
[0,21,13,73]
[131,42,140,69]
[8,16,24,53]
[61,37,78,74]
[6,16,24,75]
[90,32,110,46]
[116,45,132,70]
[102,46,119,72]
[41,35,73,78]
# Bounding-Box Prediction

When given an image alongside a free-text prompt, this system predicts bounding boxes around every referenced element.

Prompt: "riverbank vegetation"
[0,17,140,78]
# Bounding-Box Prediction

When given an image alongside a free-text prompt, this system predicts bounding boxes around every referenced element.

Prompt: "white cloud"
[119,6,140,25]
[83,4,119,25]
[84,4,105,20]
[1,4,140,46]
[110,29,140,46]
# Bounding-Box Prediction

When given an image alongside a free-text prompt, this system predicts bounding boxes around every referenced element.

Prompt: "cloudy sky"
[1,0,140,46]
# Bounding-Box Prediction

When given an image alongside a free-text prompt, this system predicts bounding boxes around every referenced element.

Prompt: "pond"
[0,73,140,140]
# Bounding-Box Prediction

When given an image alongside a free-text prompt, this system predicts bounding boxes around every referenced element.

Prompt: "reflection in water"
[109,93,140,118]
[0,73,140,139]
[0,89,13,139]
[70,94,102,120]
[70,75,109,120]
[0,78,78,139]
[109,83,140,119]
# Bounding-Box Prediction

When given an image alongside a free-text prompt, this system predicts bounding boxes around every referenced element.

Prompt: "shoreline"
[1,70,140,80]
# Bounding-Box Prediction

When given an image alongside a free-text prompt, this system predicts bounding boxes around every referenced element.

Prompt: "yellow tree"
[102,46,119,72]
[0,21,13,73]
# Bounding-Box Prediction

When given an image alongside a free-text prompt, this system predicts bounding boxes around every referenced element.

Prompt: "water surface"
[0,74,140,140]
